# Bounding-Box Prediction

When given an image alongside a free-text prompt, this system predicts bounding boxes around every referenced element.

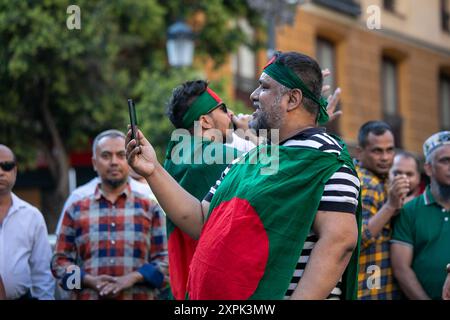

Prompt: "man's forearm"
[367,202,397,238]
[394,267,430,300]
[290,238,354,299]
[146,163,204,239]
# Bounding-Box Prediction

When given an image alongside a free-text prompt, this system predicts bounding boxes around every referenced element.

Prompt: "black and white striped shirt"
[204,127,360,300]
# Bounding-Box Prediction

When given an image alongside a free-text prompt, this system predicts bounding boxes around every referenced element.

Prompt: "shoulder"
[283,131,344,155]
[72,178,99,196]
[11,194,46,225]
[129,178,152,197]
[402,194,425,216]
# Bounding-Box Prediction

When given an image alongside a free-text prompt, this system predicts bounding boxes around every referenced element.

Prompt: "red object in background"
[70,150,93,166]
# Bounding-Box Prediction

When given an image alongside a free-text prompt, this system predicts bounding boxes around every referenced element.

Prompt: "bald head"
[0,145,15,161]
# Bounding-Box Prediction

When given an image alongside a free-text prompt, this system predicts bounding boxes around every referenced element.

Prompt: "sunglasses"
[0,161,16,172]
[213,103,228,114]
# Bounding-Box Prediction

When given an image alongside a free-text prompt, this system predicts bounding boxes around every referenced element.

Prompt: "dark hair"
[166,80,208,128]
[358,121,393,148]
[395,151,421,173]
[275,51,323,119]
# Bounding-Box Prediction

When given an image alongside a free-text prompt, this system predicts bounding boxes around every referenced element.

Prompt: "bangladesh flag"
[187,139,362,300]
[163,135,241,300]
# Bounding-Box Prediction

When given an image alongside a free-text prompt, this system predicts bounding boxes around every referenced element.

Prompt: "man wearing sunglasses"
[0,145,55,299]
[163,80,258,300]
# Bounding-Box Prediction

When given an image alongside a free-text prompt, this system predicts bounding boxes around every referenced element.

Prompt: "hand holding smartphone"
[128,98,138,145]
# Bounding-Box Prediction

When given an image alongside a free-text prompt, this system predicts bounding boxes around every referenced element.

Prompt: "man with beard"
[126,51,362,299]
[52,130,168,300]
[391,131,450,300]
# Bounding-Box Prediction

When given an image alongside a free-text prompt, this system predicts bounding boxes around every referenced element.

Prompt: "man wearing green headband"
[163,80,254,299]
[126,51,361,300]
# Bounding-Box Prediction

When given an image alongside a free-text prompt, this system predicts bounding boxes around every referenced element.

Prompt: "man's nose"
[249,88,258,103]
[110,155,120,164]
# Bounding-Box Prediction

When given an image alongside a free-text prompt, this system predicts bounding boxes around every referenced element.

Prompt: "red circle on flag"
[187,198,269,299]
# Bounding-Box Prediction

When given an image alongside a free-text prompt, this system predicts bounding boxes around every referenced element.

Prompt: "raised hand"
[321,69,342,123]
[125,128,159,179]
[387,174,410,210]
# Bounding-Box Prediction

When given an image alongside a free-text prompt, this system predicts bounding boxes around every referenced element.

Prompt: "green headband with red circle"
[181,87,223,129]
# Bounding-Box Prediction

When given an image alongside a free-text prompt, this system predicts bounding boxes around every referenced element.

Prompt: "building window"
[317,38,336,92]
[312,0,361,17]
[442,0,450,32]
[383,0,396,12]
[316,37,339,134]
[231,19,256,107]
[440,74,450,130]
[382,57,402,147]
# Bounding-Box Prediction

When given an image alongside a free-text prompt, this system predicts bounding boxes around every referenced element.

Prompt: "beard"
[103,177,127,189]
[249,111,270,132]
[437,181,450,200]
[249,94,284,132]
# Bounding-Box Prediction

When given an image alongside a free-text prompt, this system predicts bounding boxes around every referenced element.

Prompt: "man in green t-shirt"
[391,131,450,300]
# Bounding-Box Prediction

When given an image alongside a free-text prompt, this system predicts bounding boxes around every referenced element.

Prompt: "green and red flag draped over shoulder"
[187,137,362,300]
[163,135,241,300]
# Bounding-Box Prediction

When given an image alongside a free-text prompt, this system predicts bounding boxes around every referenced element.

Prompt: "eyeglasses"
[212,103,227,114]
[0,161,16,172]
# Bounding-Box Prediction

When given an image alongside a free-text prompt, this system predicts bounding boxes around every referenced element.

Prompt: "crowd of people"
[0,51,449,300]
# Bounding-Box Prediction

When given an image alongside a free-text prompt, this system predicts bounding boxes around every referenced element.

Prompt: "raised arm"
[126,128,209,239]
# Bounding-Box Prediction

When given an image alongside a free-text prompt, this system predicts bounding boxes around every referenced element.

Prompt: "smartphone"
[128,98,138,143]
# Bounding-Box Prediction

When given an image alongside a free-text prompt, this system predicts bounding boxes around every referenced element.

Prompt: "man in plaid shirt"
[52,130,168,300]
[355,121,409,300]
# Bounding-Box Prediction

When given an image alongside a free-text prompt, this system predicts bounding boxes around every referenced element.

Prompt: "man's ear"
[286,88,302,112]
[424,163,432,178]
[199,114,214,130]
[92,157,98,173]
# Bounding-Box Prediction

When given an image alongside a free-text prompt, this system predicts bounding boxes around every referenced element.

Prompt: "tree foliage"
[0,0,262,220]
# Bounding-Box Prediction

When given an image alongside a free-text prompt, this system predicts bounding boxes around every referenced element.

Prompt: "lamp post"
[247,0,303,58]
[166,21,195,67]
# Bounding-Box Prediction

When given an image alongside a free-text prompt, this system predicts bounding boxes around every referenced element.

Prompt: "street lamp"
[166,21,195,67]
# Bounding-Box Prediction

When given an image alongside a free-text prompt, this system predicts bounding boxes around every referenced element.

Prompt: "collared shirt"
[55,177,156,235]
[0,193,55,300]
[355,164,400,300]
[53,183,168,300]
[392,186,450,300]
